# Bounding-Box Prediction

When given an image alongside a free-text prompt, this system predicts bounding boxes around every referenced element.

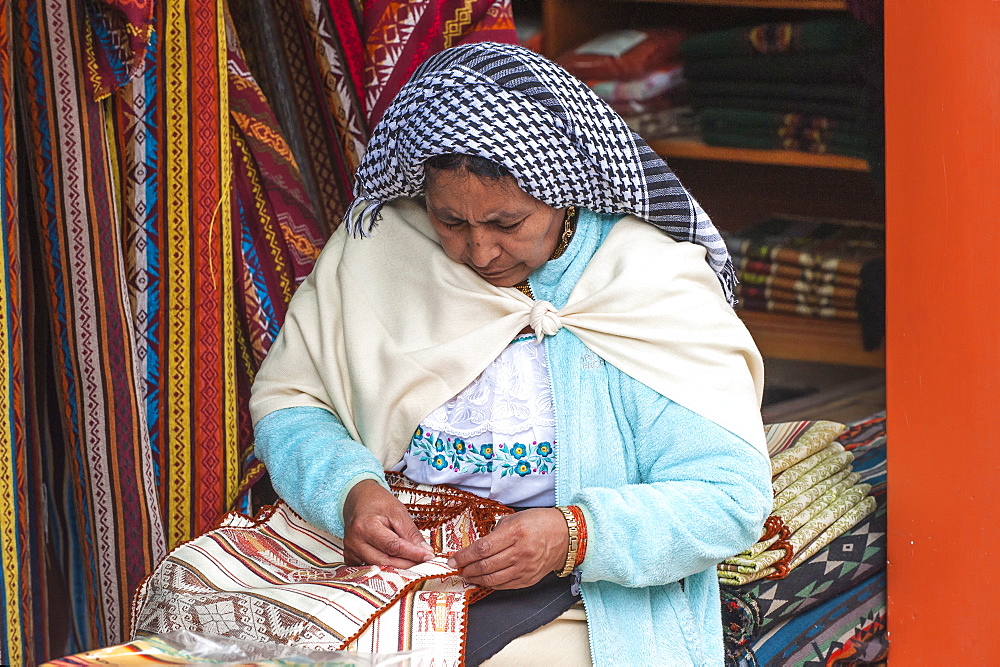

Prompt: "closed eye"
[494,217,527,231]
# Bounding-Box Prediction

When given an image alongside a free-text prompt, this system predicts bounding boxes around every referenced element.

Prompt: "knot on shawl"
[529,300,562,343]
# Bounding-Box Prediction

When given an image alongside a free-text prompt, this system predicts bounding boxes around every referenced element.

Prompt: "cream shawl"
[250,198,767,463]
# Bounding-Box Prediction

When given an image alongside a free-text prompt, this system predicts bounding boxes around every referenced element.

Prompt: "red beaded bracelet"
[567,505,588,568]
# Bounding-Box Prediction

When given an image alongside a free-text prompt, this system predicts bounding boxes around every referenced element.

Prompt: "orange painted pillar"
[885,0,1000,662]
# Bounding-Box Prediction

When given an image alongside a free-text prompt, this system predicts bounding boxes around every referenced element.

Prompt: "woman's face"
[424,168,565,288]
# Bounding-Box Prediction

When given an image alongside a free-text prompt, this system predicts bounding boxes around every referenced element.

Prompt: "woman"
[250,42,772,665]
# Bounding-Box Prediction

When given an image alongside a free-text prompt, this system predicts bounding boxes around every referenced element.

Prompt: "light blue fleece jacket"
[254,208,772,665]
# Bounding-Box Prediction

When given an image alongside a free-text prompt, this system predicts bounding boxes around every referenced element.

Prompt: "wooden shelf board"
[648,138,870,171]
[738,310,885,367]
[619,0,848,9]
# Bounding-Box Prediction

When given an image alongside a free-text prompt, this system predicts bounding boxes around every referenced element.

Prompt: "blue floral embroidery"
[408,427,554,476]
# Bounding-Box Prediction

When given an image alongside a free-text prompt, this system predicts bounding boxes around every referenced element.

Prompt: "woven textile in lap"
[363,0,518,126]
[133,475,513,659]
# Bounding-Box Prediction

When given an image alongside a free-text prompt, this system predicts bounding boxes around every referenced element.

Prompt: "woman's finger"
[448,528,515,569]
[388,513,435,556]
[348,540,428,570]
[354,519,434,566]
[453,546,519,579]
[460,563,530,590]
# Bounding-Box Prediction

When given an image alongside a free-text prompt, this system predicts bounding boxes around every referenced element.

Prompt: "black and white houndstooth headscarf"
[349,41,737,305]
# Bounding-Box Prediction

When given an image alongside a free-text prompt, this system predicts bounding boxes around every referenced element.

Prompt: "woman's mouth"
[474,266,508,279]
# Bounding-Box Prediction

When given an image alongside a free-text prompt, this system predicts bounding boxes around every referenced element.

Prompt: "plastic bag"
[43,629,432,666]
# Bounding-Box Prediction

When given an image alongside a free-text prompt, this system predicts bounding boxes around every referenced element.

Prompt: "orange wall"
[885,0,1000,662]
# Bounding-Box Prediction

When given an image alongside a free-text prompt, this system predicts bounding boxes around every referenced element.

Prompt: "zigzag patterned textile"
[230,0,369,235]
[352,41,740,304]
[363,0,519,127]
[13,0,168,656]
[2,0,324,661]
[0,4,45,663]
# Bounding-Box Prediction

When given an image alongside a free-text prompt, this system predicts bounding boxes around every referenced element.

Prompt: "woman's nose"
[467,229,500,267]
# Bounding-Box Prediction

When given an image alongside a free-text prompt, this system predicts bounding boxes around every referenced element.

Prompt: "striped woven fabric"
[3,0,323,660]
[0,4,40,663]
[229,0,369,235]
[14,0,168,654]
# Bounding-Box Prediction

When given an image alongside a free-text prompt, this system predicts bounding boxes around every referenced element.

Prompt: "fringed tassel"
[344,196,384,238]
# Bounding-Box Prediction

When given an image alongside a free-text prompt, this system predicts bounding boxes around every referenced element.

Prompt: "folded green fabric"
[781,477,865,535]
[746,475,863,558]
[690,95,863,121]
[684,51,860,85]
[700,108,863,136]
[700,129,868,159]
[788,494,877,569]
[719,490,875,587]
[681,18,866,61]
[688,80,865,106]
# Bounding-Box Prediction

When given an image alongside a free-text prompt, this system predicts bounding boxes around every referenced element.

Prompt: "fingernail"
[447,558,457,569]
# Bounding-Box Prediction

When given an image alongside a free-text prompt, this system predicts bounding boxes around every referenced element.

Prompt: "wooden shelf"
[647,138,870,171]
[618,0,848,9]
[738,310,884,367]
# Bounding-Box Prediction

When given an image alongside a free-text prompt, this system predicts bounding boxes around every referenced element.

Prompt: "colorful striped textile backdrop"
[0,0,515,662]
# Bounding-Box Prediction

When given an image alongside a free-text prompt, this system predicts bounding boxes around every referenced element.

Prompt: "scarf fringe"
[345,197,383,238]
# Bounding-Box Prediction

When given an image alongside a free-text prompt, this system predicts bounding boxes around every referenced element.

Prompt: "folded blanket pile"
[721,412,887,667]
[717,418,876,587]
[726,214,884,327]
[558,29,698,140]
[681,18,874,159]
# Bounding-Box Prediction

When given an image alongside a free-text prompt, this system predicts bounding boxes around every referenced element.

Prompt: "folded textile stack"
[681,18,873,158]
[557,29,698,140]
[717,418,877,587]
[722,412,887,667]
[726,214,884,324]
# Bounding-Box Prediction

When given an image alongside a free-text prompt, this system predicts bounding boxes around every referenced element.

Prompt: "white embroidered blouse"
[392,335,557,507]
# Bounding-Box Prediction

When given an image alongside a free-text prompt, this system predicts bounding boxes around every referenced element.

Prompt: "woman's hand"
[447,508,569,589]
[342,479,435,568]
